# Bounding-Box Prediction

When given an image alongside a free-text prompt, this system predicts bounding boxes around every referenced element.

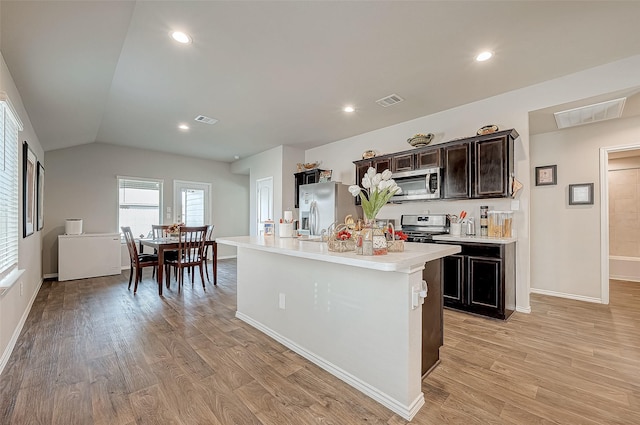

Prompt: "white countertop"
[432,234,517,245]
[217,236,460,272]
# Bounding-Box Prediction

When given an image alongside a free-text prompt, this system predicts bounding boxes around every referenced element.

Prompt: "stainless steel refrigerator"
[298,181,357,237]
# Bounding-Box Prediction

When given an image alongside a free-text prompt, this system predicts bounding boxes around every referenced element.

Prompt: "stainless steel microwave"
[391,167,441,202]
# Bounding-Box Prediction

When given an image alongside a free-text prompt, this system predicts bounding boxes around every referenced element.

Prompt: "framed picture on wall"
[23,141,36,238]
[535,164,557,186]
[37,161,45,230]
[569,183,594,205]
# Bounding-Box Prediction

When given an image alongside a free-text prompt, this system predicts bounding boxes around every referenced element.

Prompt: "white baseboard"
[609,256,640,282]
[0,278,43,375]
[530,287,602,304]
[610,276,640,283]
[516,305,531,314]
[43,273,57,280]
[236,311,424,421]
[218,255,236,260]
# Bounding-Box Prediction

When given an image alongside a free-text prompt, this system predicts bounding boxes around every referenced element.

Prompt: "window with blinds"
[0,97,23,281]
[118,176,162,239]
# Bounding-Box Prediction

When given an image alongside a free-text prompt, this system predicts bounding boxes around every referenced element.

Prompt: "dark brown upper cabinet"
[416,148,441,169]
[443,142,471,199]
[474,135,513,198]
[353,128,518,202]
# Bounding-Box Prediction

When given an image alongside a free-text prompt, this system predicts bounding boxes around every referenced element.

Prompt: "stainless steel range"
[400,214,449,243]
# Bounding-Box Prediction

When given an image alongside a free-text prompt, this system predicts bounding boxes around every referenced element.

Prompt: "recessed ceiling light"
[343,105,355,113]
[178,124,189,130]
[234,155,240,160]
[171,31,192,44]
[476,51,493,62]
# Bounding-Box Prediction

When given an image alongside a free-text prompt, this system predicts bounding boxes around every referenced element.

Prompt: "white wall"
[43,142,250,275]
[304,54,640,311]
[531,115,640,299]
[231,145,304,236]
[0,51,45,372]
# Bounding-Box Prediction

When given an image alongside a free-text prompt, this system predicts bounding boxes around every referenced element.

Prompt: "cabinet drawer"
[458,243,502,258]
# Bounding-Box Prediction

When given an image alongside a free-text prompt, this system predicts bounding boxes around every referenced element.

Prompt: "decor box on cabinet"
[435,240,516,320]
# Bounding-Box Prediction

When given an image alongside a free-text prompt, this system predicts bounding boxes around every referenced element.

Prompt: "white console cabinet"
[58,233,121,281]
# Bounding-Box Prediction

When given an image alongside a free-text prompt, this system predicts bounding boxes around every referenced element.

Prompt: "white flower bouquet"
[348,167,402,220]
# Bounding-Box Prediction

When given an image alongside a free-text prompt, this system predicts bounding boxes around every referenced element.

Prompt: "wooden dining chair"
[151,224,171,239]
[122,226,158,294]
[165,225,208,292]
[203,224,217,285]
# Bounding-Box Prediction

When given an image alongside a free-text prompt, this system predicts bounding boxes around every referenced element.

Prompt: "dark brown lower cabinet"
[438,241,516,320]
[422,259,443,376]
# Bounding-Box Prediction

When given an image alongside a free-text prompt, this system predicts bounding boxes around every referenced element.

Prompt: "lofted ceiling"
[3,1,640,162]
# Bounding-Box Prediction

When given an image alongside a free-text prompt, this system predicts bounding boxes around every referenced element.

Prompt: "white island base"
[217,236,460,420]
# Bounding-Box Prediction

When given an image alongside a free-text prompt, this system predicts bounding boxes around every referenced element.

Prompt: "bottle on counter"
[480,206,489,237]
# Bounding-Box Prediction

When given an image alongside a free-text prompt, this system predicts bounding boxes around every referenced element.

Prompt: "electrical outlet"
[20,281,23,296]
[279,293,286,310]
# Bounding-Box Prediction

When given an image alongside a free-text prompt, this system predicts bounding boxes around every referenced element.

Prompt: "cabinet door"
[442,255,465,307]
[468,256,502,312]
[304,170,320,185]
[392,153,414,173]
[354,161,372,206]
[443,142,471,199]
[373,157,392,173]
[475,136,508,197]
[294,172,305,208]
[416,148,441,169]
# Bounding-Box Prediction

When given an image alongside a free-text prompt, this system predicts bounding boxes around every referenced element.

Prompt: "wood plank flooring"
[1,260,640,424]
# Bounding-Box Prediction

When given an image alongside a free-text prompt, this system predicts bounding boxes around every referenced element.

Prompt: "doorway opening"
[173,180,211,226]
[600,144,640,304]
[256,177,273,237]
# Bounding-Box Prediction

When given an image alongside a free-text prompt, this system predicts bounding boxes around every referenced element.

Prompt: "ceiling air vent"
[376,94,404,107]
[194,115,218,125]
[554,97,626,129]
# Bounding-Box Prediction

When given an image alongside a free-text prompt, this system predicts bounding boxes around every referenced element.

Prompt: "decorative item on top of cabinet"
[362,150,377,159]
[477,124,499,135]
[296,161,321,172]
[407,133,434,147]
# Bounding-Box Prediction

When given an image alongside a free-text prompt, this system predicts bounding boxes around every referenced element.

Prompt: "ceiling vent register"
[554,97,626,129]
[376,94,404,107]
[194,115,218,125]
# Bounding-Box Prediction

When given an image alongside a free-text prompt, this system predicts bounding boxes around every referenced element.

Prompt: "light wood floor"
[1,260,639,424]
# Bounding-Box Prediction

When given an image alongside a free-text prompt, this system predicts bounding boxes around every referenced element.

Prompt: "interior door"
[173,180,211,226]
[256,177,273,236]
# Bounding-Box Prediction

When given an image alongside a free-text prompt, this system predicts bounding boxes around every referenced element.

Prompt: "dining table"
[139,237,217,295]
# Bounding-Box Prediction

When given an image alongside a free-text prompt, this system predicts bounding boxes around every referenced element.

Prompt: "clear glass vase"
[362,218,387,256]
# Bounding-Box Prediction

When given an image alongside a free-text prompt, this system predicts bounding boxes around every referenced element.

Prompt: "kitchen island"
[217,236,460,420]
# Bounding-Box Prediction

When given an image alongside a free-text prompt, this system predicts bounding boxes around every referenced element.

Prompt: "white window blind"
[118,176,162,238]
[0,96,23,281]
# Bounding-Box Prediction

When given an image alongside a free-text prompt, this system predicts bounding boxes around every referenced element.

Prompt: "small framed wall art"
[535,164,557,186]
[569,183,594,205]
[37,161,45,230]
[23,141,36,238]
